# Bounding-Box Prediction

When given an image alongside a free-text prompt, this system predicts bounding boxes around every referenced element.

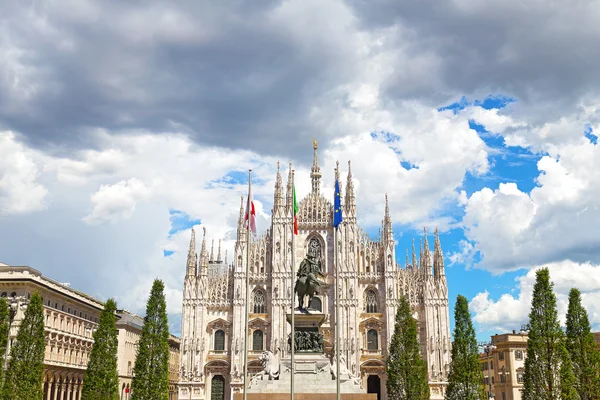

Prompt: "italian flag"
[293,186,298,235]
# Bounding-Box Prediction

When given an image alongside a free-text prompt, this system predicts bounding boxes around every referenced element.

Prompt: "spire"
[345,160,356,220]
[217,239,222,263]
[406,248,409,268]
[412,238,417,269]
[433,228,445,279]
[201,227,207,255]
[310,139,322,194]
[186,228,197,276]
[423,228,433,276]
[199,226,209,273]
[419,238,424,270]
[224,249,228,266]
[273,160,284,211]
[237,195,246,242]
[210,239,215,262]
[286,162,294,213]
[382,194,393,244]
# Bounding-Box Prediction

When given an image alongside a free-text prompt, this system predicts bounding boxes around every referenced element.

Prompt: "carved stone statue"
[294,240,324,311]
[249,351,280,387]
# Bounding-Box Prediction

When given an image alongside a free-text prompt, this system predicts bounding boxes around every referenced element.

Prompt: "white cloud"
[470,261,600,333]
[0,131,47,215]
[456,104,600,272]
[83,178,151,225]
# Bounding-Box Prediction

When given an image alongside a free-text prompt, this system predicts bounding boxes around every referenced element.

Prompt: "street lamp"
[479,342,496,399]
[500,365,507,399]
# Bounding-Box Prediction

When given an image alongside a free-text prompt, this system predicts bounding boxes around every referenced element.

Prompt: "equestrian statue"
[294,249,324,312]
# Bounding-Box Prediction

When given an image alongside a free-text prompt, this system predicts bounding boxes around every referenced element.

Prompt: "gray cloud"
[0,1,367,162]
[347,0,600,116]
[4,0,598,162]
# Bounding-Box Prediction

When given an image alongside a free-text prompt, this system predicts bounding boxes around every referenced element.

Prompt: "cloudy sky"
[1,0,600,339]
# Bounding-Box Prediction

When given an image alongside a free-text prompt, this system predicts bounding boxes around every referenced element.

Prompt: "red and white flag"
[244,179,257,237]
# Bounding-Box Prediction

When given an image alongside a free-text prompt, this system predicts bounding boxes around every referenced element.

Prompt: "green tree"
[131,279,170,400]
[0,299,10,382]
[81,298,120,400]
[565,288,600,399]
[2,293,45,400]
[445,295,485,400]
[386,296,430,400]
[522,268,575,400]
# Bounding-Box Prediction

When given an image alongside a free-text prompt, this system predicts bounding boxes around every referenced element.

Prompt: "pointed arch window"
[253,330,264,351]
[365,289,378,313]
[253,291,265,314]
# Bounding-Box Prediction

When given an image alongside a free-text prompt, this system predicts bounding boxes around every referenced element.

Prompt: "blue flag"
[333,178,342,229]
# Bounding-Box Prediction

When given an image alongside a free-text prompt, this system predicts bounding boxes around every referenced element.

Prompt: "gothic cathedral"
[178,144,452,400]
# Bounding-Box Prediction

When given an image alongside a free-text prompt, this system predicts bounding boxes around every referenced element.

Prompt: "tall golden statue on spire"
[313,138,318,149]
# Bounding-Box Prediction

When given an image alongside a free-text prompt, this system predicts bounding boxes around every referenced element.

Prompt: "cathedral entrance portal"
[367,375,381,400]
[210,375,225,400]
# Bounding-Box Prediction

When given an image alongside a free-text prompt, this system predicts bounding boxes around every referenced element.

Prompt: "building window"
[515,350,523,360]
[309,296,322,312]
[501,374,506,383]
[0,293,6,298]
[253,291,265,314]
[365,290,378,313]
[499,351,504,360]
[10,292,16,298]
[517,370,524,384]
[253,330,264,351]
[367,329,378,351]
[214,330,225,351]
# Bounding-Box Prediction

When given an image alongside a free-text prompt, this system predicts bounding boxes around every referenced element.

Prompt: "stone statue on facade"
[294,243,324,312]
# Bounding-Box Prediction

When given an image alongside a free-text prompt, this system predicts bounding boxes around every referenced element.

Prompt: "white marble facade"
[178,145,452,400]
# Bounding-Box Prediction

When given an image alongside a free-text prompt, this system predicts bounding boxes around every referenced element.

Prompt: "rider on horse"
[294,252,325,311]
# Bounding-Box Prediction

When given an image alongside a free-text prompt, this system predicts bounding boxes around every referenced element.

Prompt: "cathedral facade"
[178,145,452,400]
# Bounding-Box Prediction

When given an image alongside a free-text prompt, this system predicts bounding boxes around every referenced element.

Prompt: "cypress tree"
[0,299,9,381]
[131,279,170,400]
[2,293,45,400]
[565,288,600,399]
[522,268,575,400]
[445,295,485,400]
[386,296,430,400]
[81,298,120,400]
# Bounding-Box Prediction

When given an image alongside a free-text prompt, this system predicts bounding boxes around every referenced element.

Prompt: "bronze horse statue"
[294,254,324,312]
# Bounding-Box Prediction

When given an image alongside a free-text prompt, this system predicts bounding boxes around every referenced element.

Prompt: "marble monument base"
[234,394,376,400]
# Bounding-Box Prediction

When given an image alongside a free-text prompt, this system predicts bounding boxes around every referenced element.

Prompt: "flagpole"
[334,173,341,400]
[243,169,252,400]
[290,169,296,400]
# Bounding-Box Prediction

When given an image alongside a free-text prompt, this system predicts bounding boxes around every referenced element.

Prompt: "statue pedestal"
[244,311,367,397]
[286,311,326,328]
[286,312,326,354]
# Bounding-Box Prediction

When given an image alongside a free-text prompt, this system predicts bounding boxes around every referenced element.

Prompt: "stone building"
[115,310,181,400]
[482,329,600,400]
[480,331,528,400]
[0,263,103,400]
[0,263,181,400]
[178,144,452,400]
